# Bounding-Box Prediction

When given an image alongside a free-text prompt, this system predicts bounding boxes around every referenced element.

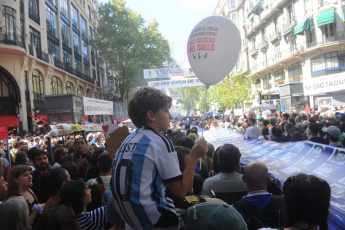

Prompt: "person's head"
[269,118,277,126]
[53,147,69,165]
[243,161,269,192]
[62,161,80,180]
[282,113,289,122]
[180,202,247,230]
[0,196,30,230]
[13,151,28,166]
[247,118,256,126]
[283,174,331,230]
[271,126,283,138]
[288,117,296,126]
[35,204,82,230]
[217,144,241,173]
[7,165,32,197]
[73,137,88,155]
[42,168,71,198]
[192,174,204,196]
[295,115,301,123]
[262,127,269,136]
[59,178,91,215]
[0,171,8,200]
[181,136,195,149]
[309,122,320,136]
[28,148,49,172]
[98,151,112,174]
[206,143,215,159]
[176,146,191,172]
[322,125,341,142]
[128,87,172,131]
[291,131,304,142]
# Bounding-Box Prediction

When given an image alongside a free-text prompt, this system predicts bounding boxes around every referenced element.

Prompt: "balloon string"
[201,85,209,137]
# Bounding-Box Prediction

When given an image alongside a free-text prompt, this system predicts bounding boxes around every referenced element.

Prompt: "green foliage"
[91,0,172,101]
[170,86,205,114]
[208,72,254,110]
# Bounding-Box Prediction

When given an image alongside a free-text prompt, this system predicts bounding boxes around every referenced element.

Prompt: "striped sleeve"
[77,206,107,230]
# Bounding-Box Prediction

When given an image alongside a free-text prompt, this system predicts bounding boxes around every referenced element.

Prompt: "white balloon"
[187,16,241,85]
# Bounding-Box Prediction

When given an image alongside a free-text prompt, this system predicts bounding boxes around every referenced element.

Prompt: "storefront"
[279,82,308,113]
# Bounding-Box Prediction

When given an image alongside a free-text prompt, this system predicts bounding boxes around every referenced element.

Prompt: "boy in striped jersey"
[111,87,207,230]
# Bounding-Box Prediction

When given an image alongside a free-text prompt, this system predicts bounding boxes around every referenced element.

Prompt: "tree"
[208,72,254,111]
[92,0,172,102]
[170,86,205,114]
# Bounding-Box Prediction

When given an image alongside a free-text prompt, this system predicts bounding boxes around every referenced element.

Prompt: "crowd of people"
[0,86,339,229]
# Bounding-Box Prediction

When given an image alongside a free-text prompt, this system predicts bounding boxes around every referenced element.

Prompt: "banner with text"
[143,68,194,79]
[83,97,113,115]
[147,77,204,89]
[203,128,345,229]
[303,72,345,95]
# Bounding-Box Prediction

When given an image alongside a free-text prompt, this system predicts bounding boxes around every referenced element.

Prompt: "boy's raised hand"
[190,137,208,159]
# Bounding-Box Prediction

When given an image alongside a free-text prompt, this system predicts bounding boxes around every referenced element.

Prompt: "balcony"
[249,47,259,57]
[269,30,281,43]
[29,13,40,25]
[36,49,50,63]
[259,40,269,50]
[324,31,345,43]
[54,59,64,70]
[2,33,26,49]
[282,18,297,33]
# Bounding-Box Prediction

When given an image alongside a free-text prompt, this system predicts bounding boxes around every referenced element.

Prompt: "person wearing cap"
[180,202,247,230]
[322,126,343,148]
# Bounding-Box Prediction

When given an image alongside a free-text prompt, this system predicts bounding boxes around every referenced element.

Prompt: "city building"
[214,0,345,112]
[0,0,115,133]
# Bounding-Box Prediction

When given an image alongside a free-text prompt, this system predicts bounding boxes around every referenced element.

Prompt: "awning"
[251,0,264,15]
[317,9,335,26]
[28,114,47,125]
[248,13,254,21]
[283,28,293,36]
[0,115,20,127]
[294,18,312,35]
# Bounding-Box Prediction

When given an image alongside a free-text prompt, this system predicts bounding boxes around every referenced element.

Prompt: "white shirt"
[244,125,261,139]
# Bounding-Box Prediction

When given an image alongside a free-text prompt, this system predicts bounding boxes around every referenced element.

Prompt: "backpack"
[233,196,285,230]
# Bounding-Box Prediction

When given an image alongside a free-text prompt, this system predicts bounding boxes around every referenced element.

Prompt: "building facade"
[0,0,114,133]
[214,0,345,112]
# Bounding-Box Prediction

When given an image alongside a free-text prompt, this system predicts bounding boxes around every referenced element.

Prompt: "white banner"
[147,78,204,89]
[83,97,113,115]
[303,73,345,96]
[143,68,194,79]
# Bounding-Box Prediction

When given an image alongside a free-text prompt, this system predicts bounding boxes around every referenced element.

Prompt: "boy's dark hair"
[282,113,289,120]
[217,144,241,173]
[309,123,320,135]
[193,174,205,196]
[181,136,195,149]
[175,146,190,172]
[262,120,269,127]
[28,147,47,161]
[283,174,330,230]
[128,87,172,128]
[98,152,112,173]
[288,118,296,126]
[59,178,85,215]
[262,127,269,136]
[272,126,282,137]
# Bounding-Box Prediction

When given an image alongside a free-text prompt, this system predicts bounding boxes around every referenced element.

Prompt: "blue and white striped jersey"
[111,126,182,230]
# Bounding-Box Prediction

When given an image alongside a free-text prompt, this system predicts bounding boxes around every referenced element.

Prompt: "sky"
[98,0,219,68]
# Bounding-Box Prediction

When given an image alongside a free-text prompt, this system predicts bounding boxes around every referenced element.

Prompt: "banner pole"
[201,85,209,137]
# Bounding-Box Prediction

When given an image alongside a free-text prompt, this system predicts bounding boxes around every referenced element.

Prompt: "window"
[29,0,40,24]
[61,20,71,47]
[66,81,74,94]
[305,0,313,14]
[263,75,272,90]
[48,39,60,61]
[77,85,84,95]
[89,27,93,39]
[32,70,44,100]
[274,69,285,87]
[91,48,95,65]
[324,23,335,39]
[231,13,237,25]
[30,27,41,50]
[72,4,79,29]
[82,39,88,61]
[231,0,236,9]
[4,7,16,40]
[86,88,92,97]
[51,76,62,95]
[92,69,96,80]
[75,59,82,72]
[88,5,92,20]
[60,0,69,17]
[73,31,80,54]
[288,62,303,82]
[287,4,294,23]
[84,64,90,76]
[311,51,345,77]
[47,0,56,5]
[46,4,58,37]
[81,16,87,38]
[63,50,71,68]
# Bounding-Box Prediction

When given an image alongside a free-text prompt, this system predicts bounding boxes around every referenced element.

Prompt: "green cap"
[183,202,247,230]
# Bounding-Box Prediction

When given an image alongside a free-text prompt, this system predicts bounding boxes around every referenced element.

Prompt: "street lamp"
[261,45,271,105]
